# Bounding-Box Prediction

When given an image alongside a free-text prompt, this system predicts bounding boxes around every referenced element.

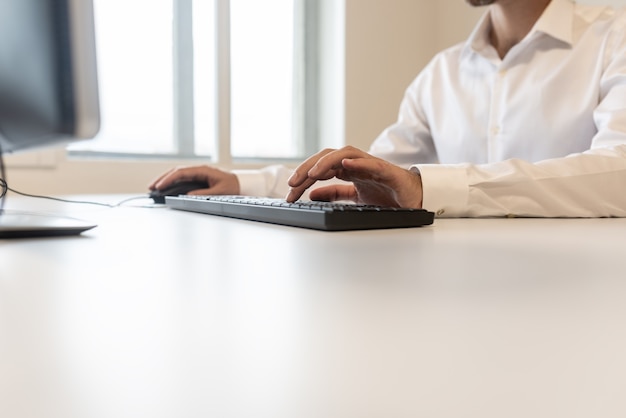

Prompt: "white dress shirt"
[238,0,626,218]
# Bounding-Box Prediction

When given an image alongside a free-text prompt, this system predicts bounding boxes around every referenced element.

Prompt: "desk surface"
[2,195,626,418]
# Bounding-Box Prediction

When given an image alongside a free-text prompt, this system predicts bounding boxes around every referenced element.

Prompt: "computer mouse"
[149,180,210,204]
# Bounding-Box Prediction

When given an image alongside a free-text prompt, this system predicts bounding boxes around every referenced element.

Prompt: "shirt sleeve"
[368,68,439,168]
[232,165,295,198]
[416,145,626,217]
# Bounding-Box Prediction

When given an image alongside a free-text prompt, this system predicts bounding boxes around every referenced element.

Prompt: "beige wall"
[344,0,483,151]
[5,1,484,195]
[344,0,436,149]
[580,0,626,5]
[436,1,485,50]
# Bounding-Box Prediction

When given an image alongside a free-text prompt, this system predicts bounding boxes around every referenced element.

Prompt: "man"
[150,0,626,217]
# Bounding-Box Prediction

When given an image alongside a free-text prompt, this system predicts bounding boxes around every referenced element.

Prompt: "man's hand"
[286,146,423,208]
[149,165,240,196]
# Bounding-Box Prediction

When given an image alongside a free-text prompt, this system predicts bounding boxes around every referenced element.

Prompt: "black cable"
[0,143,6,213]
[5,186,115,207]
[4,185,155,208]
[1,176,156,208]
[0,177,7,200]
[7,187,116,207]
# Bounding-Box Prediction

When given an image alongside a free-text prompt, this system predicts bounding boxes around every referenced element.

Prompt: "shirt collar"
[533,0,575,45]
[462,0,575,60]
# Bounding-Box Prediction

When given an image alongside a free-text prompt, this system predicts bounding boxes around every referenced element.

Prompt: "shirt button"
[436,209,445,216]
[490,126,500,135]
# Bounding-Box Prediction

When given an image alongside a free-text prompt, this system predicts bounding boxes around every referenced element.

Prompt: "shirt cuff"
[412,164,469,217]
[231,169,267,196]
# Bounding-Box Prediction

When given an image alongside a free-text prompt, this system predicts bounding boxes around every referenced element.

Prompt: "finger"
[286,148,345,201]
[343,157,418,191]
[152,166,210,190]
[285,177,319,202]
[151,167,189,190]
[337,157,390,183]
[148,167,177,189]
[288,148,336,187]
[188,181,226,195]
[287,147,374,201]
[307,146,370,179]
[309,185,358,202]
[186,189,212,196]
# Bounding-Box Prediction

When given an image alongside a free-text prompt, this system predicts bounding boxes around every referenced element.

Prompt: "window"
[70,0,319,163]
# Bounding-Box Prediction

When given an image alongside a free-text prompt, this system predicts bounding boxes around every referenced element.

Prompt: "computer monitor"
[0,0,100,238]
[0,0,100,153]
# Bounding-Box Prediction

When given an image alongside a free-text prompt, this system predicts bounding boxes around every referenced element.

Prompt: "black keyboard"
[165,195,434,231]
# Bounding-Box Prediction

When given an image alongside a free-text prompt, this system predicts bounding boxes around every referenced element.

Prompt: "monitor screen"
[0,0,100,154]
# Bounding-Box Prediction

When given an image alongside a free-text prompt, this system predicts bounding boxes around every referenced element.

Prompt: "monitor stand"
[0,210,97,238]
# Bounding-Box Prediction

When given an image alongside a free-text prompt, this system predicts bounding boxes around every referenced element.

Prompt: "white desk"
[2,195,626,418]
